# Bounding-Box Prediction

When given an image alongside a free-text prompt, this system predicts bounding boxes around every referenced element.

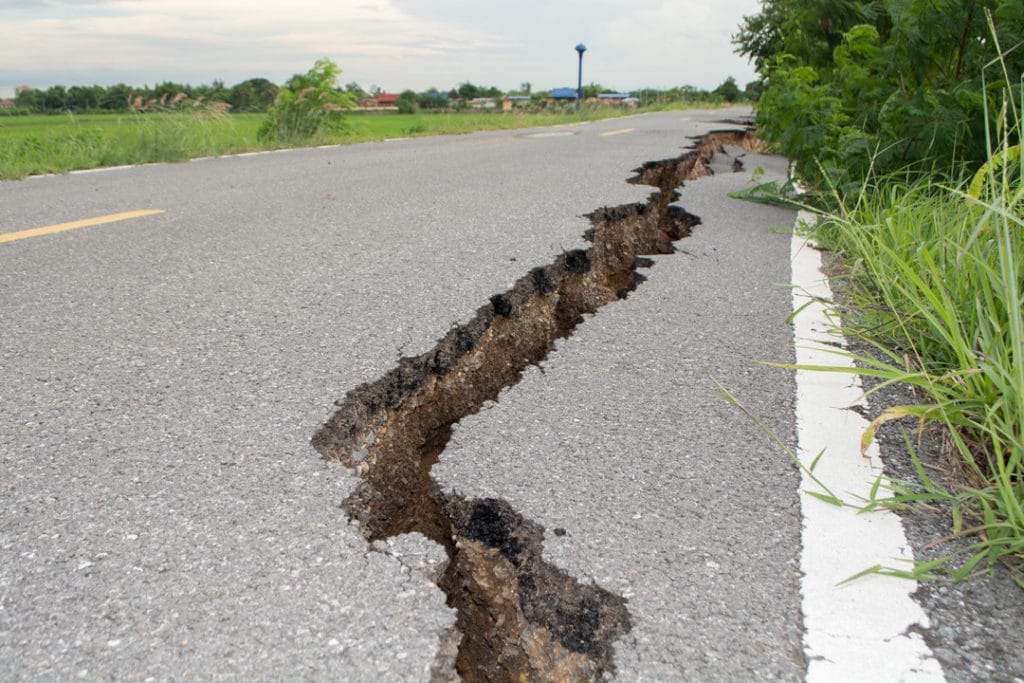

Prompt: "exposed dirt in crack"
[312,126,759,682]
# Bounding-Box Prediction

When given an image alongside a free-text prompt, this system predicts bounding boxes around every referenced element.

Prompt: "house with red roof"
[359,93,400,109]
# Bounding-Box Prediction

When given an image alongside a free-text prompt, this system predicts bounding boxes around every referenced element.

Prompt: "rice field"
[0,107,645,180]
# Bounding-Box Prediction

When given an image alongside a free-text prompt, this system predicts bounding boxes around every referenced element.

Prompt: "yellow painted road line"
[600,128,635,137]
[0,210,165,244]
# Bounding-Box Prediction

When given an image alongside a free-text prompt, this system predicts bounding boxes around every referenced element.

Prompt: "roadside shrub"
[738,1,1024,200]
[258,58,355,143]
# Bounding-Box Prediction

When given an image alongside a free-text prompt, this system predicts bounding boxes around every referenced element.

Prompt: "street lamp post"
[575,43,587,111]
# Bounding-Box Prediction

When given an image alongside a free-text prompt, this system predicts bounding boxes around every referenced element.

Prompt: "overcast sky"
[0,0,762,98]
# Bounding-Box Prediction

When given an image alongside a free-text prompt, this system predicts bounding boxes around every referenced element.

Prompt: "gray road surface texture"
[0,108,1000,680]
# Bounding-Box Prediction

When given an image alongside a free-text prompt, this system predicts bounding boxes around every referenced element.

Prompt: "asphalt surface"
[435,151,803,679]
[1,107,767,679]
[3,107,1015,680]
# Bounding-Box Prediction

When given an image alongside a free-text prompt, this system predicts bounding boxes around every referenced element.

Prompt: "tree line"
[10,73,755,116]
[11,78,279,114]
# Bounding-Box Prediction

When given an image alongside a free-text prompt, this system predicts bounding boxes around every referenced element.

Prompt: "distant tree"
[151,81,188,100]
[229,78,278,112]
[712,76,742,102]
[344,82,369,101]
[743,79,764,102]
[456,82,481,100]
[397,89,418,114]
[519,82,532,96]
[100,84,133,112]
[258,58,356,142]
[14,87,42,112]
[66,85,102,112]
[42,85,69,112]
[453,82,502,100]
[679,85,702,100]
[417,88,447,109]
[187,80,227,104]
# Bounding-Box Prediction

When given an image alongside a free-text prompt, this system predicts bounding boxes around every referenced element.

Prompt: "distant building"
[15,85,32,93]
[597,93,638,108]
[549,87,578,100]
[502,95,530,112]
[359,93,400,109]
[0,99,15,108]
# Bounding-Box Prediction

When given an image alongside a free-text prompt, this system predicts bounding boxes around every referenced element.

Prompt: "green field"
[0,107,655,180]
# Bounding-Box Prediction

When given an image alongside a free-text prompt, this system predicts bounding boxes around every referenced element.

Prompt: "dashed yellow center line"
[599,128,635,137]
[0,210,165,244]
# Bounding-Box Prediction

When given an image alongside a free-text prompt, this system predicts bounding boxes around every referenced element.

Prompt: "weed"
[781,93,1024,585]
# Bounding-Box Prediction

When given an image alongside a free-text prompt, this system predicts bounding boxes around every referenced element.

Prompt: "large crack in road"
[313,128,760,681]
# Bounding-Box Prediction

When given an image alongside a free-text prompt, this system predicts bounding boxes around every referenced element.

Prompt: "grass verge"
[791,102,1023,585]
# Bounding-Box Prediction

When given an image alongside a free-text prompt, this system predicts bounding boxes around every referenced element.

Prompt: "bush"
[396,90,418,115]
[258,58,355,143]
[737,0,1024,199]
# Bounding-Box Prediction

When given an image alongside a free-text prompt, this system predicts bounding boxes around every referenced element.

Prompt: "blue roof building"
[550,87,578,99]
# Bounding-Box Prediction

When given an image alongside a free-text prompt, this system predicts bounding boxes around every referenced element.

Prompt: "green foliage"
[738,0,1024,198]
[416,88,449,110]
[9,76,277,115]
[0,112,263,178]
[744,79,764,101]
[739,36,1024,581]
[258,58,355,143]
[735,0,886,74]
[801,152,1024,582]
[712,76,743,102]
[734,0,1024,583]
[397,90,418,115]
[454,82,502,100]
[228,78,278,113]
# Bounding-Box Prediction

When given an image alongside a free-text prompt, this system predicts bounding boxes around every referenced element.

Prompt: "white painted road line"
[790,211,945,682]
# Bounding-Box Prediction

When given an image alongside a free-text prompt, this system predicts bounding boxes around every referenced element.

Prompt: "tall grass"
[803,90,1024,583]
[0,111,263,178]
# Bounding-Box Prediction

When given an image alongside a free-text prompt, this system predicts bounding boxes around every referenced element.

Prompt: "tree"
[743,80,764,102]
[14,87,42,112]
[417,88,447,110]
[229,78,278,112]
[99,84,133,112]
[396,89,418,114]
[258,58,356,142]
[193,80,229,103]
[712,76,743,102]
[740,0,1024,195]
[42,85,69,112]
[67,85,102,112]
[734,0,888,74]
[456,82,481,100]
[454,82,503,101]
[344,82,369,102]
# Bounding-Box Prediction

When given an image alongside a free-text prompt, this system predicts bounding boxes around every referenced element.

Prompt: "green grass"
[0,104,719,180]
[794,101,1024,584]
[0,112,265,178]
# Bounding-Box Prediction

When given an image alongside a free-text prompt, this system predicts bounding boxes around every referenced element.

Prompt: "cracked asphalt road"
[5,107,1008,680]
[3,108,764,678]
